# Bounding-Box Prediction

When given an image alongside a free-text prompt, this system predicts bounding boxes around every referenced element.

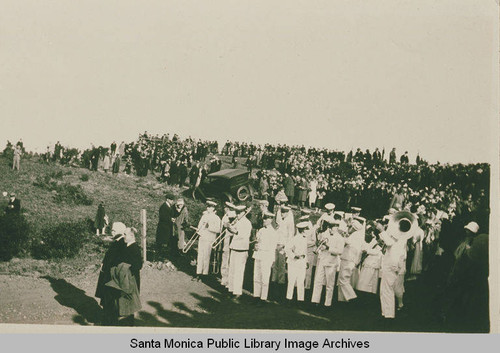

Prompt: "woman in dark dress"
[94,201,106,235]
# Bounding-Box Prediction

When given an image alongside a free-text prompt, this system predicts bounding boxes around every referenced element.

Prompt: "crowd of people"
[16,134,487,234]
[98,188,487,328]
[8,133,487,236]
[2,134,489,329]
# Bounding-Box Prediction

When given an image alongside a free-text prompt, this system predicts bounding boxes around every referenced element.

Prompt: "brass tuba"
[386,210,417,240]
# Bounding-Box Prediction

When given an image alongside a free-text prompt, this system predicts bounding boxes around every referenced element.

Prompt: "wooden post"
[141,209,147,262]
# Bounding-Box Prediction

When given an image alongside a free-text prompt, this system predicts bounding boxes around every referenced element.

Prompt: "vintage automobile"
[198,168,254,203]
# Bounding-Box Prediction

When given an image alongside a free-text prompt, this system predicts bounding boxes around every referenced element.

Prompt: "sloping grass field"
[0,155,206,276]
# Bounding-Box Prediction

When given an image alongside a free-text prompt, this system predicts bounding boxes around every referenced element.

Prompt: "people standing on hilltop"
[103,152,111,173]
[110,141,117,156]
[12,145,21,171]
[389,148,397,164]
[112,153,121,175]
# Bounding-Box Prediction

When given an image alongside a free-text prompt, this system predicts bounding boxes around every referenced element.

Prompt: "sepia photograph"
[0,0,498,336]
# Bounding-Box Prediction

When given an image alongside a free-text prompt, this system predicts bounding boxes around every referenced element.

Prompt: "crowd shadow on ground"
[42,257,487,332]
[41,272,487,332]
[132,278,449,332]
[42,276,102,325]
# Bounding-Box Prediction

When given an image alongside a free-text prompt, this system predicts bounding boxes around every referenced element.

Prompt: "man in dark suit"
[155,193,175,260]
[5,193,20,215]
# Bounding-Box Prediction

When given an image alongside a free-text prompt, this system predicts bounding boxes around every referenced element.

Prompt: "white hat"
[296,222,309,230]
[112,222,126,234]
[112,222,127,240]
[206,200,217,207]
[299,215,309,221]
[224,201,236,209]
[325,203,335,211]
[464,222,479,234]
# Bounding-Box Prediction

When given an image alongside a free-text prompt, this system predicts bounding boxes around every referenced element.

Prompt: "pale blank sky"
[0,0,498,163]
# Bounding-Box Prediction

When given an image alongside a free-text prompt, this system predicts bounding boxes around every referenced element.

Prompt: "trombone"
[313,237,328,255]
[182,226,202,253]
[211,207,253,249]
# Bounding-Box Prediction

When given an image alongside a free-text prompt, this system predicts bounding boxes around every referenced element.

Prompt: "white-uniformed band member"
[194,200,221,281]
[379,215,415,318]
[311,217,346,307]
[316,203,336,231]
[350,214,366,289]
[300,212,316,290]
[253,211,278,302]
[333,211,348,230]
[338,219,365,302]
[285,221,308,303]
[271,205,295,286]
[220,202,236,287]
[356,226,383,295]
[227,205,252,298]
[351,206,362,217]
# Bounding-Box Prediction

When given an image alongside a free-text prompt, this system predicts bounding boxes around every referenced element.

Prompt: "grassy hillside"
[0,155,206,275]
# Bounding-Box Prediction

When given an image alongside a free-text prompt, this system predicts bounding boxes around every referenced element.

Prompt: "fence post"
[141,209,147,261]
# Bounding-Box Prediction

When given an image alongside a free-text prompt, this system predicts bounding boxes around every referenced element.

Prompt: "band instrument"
[358,211,417,265]
[211,206,252,249]
[182,225,202,253]
[313,237,328,254]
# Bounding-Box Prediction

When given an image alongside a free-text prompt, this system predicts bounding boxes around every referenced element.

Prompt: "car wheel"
[236,186,250,202]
